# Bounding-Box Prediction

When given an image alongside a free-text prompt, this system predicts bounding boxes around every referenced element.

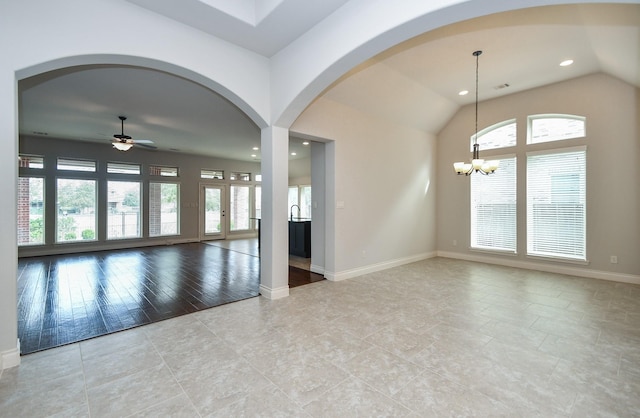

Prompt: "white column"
[0,68,20,369]
[259,126,289,299]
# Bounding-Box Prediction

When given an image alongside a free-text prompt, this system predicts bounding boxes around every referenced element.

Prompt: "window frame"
[526,145,587,262]
[470,154,517,254]
[472,119,517,151]
[55,177,98,243]
[106,180,143,240]
[148,181,180,237]
[527,114,586,144]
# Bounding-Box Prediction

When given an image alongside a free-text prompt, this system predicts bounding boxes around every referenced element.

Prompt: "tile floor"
[2,257,639,417]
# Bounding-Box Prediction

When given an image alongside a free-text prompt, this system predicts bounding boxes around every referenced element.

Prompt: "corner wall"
[292,97,437,278]
[437,73,640,281]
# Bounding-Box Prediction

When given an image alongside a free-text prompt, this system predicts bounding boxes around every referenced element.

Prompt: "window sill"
[526,254,589,266]
[470,247,518,256]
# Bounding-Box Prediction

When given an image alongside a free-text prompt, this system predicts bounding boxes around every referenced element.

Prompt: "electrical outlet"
[610,255,618,264]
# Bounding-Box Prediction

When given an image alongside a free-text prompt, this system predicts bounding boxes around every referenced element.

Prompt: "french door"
[200,184,226,240]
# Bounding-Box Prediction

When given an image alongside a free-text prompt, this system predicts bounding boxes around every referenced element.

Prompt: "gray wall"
[437,73,640,279]
[19,135,261,257]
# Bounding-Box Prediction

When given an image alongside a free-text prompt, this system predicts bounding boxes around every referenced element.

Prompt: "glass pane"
[288,187,299,218]
[527,148,586,259]
[473,120,517,151]
[149,182,180,236]
[107,181,141,239]
[205,187,222,234]
[19,155,44,169]
[470,157,517,252]
[18,177,45,246]
[56,178,96,242]
[255,186,261,228]
[107,162,141,175]
[230,172,251,181]
[201,169,224,179]
[300,186,312,219]
[529,115,585,144]
[57,158,96,172]
[150,166,178,177]
[230,185,250,231]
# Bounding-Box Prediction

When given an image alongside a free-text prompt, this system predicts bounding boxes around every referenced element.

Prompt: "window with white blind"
[107,162,141,175]
[57,158,96,172]
[527,146,586,260]
[470,155,517,252]
[149,182,180,236]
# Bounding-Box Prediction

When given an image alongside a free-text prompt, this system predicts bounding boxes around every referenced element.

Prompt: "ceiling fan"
[112,116,156,151]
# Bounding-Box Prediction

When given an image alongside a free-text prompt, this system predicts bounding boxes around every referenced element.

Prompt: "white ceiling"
[18,3,640,162]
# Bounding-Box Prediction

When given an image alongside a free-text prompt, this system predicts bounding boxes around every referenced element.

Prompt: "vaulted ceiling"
[19,2,639,162]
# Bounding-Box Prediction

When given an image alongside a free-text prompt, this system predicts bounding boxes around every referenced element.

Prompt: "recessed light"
[560,59,574,67]
[302,141,309,145]
[251,154,257,158]
[291,152,297,156]
[458,90,469,96]
[252,146,259,150]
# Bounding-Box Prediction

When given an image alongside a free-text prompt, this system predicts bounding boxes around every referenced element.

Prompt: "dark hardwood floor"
[17,242,323,354]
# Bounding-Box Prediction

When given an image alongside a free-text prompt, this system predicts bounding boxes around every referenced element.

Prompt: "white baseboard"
[310,264,324,275]
[259,284,290,300]
[437,251,640,285]
[326,252,436,282]
[1,340,20,370]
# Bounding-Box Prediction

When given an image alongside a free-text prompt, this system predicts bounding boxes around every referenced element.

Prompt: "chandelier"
[453,50,499,175]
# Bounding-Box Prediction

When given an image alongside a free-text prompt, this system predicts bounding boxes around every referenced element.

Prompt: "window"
[254,186,261,229]
[300,186,312,219]
[18,177,45,246]
[107,181,141,239]
[288,186,299,216]
[288,185,312,220]
[473,120,517,151]
[57,158,96,172]
[527,147,586,260]
[528,114,585,144]
[255,174,262,182]
[56,178,97,242]
[19,154,44,169]
[107,162,141,175]
[230,185,250,231]
[470,156,516,252]
[150,165,178,177]
[201,169,224,179]
[230,172,251,181]
[149,182,179,236]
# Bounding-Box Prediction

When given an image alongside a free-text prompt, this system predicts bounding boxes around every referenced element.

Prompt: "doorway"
[200,184,226,241]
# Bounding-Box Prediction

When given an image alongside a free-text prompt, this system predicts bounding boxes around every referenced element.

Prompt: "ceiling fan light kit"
[111,115,155,151]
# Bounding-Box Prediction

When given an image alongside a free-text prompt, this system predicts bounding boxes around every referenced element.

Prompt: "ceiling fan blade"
[135,142,157,150]
[134,139,154,144]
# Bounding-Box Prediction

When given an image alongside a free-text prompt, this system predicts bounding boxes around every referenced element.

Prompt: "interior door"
[200,184,226,240]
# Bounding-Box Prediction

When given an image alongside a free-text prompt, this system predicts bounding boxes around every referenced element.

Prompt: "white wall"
[292,97,437,279]
[437,73,640,281]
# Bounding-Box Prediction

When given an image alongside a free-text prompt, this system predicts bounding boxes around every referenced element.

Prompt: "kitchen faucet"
[290,204,301,221]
